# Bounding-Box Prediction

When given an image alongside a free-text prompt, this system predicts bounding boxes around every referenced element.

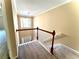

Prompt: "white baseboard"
[62,44,79,56]
[54,44,79,56]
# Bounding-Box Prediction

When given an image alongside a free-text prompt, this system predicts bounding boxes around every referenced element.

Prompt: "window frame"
[17,15,34,29]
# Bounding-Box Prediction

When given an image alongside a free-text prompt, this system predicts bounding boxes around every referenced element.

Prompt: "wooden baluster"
[37,27,39,40]
[50,30,55,54]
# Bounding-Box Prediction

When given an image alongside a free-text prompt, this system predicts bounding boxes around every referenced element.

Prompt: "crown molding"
[35,0,72,16]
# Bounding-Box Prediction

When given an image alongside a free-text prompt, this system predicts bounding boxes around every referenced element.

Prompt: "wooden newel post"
[37,27,39,40]
[50,30,56,54]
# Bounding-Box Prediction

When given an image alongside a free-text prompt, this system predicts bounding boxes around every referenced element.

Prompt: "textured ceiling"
[15,0,72,16]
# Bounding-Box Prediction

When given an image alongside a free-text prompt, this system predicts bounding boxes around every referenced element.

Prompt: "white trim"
[35,0,72,16]
[54,44,62,48]
[54,44,79,56]
[43,37,51,43]
[38,41,51,54]
[61,44,79,56]
[18,40,37,46]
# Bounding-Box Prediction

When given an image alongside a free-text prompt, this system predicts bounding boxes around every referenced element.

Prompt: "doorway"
[0,3,9,59]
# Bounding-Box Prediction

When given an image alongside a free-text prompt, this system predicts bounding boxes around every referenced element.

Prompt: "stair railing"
[16,27,56,54]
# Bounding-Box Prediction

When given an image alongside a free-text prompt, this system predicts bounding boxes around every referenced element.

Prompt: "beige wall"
[2,0,17,58]
[11,0,19,57]
[0,16,4,29]
[34,0,79,51]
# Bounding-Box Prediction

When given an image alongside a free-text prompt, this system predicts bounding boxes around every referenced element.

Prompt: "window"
[20,17,32,28]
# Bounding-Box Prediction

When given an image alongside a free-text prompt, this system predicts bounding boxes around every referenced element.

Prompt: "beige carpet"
[18,40,79,59]
[18,41,56,59]
[54,45,79,59]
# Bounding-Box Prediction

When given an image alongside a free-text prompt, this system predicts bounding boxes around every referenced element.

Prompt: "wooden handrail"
[16,27,56,55]
[37,27,39,40]
[16,28,37,31]
[16,28,53,34]
[38,28,53,34]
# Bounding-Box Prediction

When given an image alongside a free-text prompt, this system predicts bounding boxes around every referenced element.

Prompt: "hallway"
[18,40,79,59]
